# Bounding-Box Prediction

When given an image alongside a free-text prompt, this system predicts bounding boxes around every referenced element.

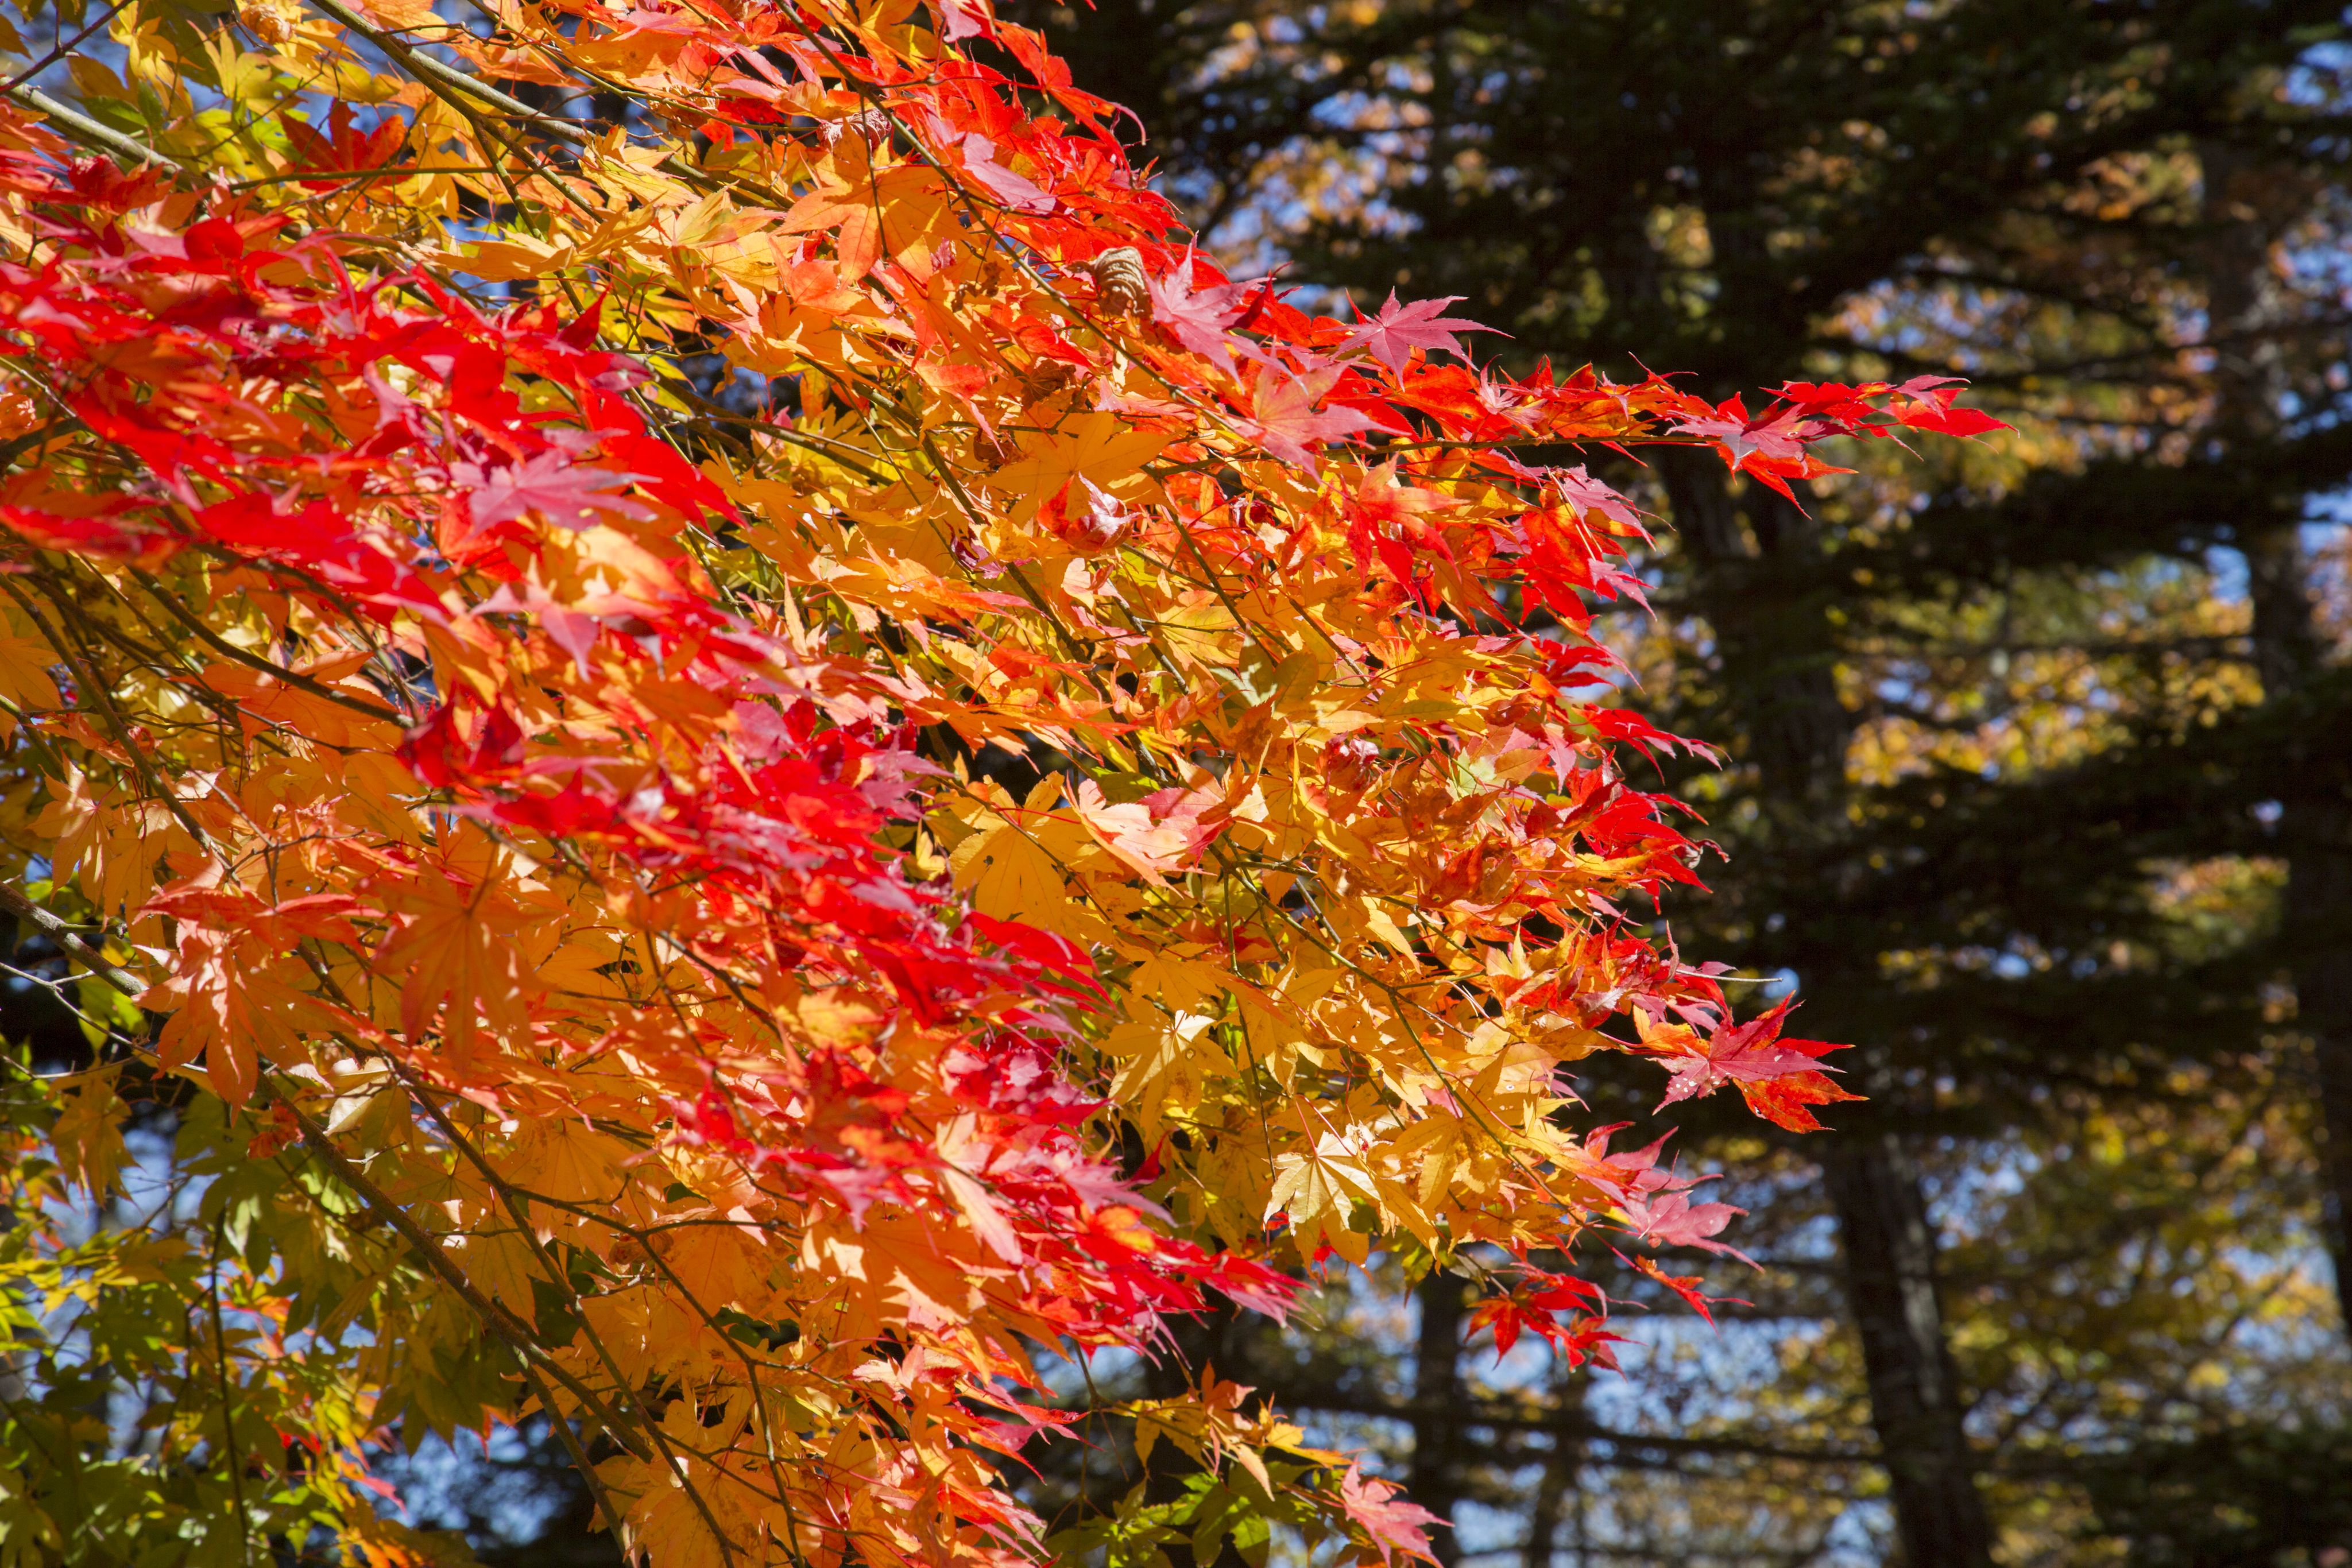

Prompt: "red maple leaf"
[1886,374,2011,437]
[930,0,992,40]
[1466,1269,1608,1359]
[1616,1250,1747,1327]
[1341,291,1497,374]
[1146,251,1254,372]
[1339,1462,1446,1566]
[1243,366,1377,471]
[958,134,1054,212]
[1620,1187,1755,1265]
[1581,1126,1758,1264]
[452,450,651,533]
[1632,1000,1862,1132]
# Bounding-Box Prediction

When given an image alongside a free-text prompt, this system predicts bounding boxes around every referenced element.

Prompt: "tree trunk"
[1411,1267,1469,1568]
[2245,523,2352,1320]
[1821,1136,1992,1568]
[1522,1356,1584,1568]
[2294,798,2352,1326]
[1663,452,1993,1567]
[2199,142,2352,1330]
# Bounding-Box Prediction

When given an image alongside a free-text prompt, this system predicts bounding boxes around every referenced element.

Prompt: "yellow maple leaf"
[990,412,1170,524]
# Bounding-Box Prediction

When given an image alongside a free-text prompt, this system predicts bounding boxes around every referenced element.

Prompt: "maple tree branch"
[354,1071,888,1530]
[388,1068,749,1562]
[0,578,221,860]
[302,0,592,146]
[125,570,405,725]
[1,0,131,93]
[0,959,124,1036]
[517,1360,635,1544]
[0,883,143,997]
[0,419,74,474]
[1169,516,1289,669]
[908,435,1136,733]
[40,570,268,754]
[205,1219,254,1566]
[3,84,180,169]
[1219,857,1559,1212]
[304,0,782,212]
[273,1093,655,1462]
[226,162,498,191]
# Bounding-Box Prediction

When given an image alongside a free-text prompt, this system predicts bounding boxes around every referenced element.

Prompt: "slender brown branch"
[390,1071,746,1565]
[0,882,144,997]
[274,1093,653,1461]
[3,84,180,168]
[126,570,405,724]
[517,1361,635,1544]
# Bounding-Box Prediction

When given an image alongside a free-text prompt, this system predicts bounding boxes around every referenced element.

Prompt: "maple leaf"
[1549,463,1642,529]
[1072,777,1224,881]
[1616,1250,1747,1327]
[281,103,410,192]
[1574,1126,1758,1264]
[960,134,1055,212]
[1348,460,1461,533]
[1631,1001,1862,1132]
[1887,374,2011,437]
[1174,1245,1301,1322]
[1619,1187,1757,1267]
[1771,377,2011,441]
[1243,367,1378,472]
[991,411,1170,524]
[451,450,651,534]
[955,810,1112,945]
[153,931,318,1106]
[1266,1132,1381,1264]
[1339,1462,1446,1566]
[931,0,993,40]
[1669,400,1812,471]
[370,846,539,1064]
[1466,1270,1607,1359]
[1146,250,1250,371]
[1340,291,1497,374]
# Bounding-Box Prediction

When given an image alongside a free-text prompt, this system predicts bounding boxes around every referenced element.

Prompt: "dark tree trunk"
[1411,1267,1469,1568]
[1522,1357,1583,1568]
[1664,452,1994,1568]
[2245,524,2352,1322]
[2293,797,2352,1327]
[1821,1137,1992,1568]
[2200,142,2352,1330]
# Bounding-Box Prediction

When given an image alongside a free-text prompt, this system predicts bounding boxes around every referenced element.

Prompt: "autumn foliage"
[0,0,1996,1561]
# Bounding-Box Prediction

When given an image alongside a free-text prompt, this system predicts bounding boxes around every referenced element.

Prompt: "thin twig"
[2,0,132,93]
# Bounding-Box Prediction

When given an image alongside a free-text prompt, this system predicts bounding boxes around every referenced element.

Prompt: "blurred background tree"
[978,2,2352,1566]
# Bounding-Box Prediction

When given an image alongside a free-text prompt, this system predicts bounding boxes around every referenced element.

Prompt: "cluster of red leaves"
[0,131,1294,1553]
